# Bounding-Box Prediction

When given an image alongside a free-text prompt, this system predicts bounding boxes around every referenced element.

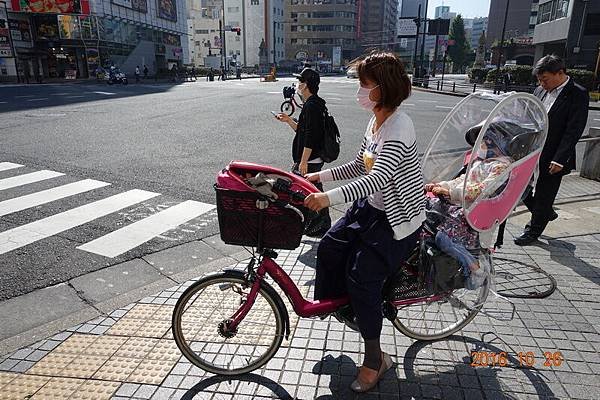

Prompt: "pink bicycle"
[172,92,548,375]
[171,162,490,375]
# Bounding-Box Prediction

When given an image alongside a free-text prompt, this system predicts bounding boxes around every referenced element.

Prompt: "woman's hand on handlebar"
[304,172,320,183]
[432,186,450,197]
[304,193,330,212]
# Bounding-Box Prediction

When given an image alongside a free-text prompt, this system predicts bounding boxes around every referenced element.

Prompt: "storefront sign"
[58,15,81,39]
[33,15,60,39]
[65,69,77,79]
[157,0,177,21]
[11,0,85,14]
[9,20,32,42]
[112,0,147,13]
[332,46,341,67]
[0,28,12,57]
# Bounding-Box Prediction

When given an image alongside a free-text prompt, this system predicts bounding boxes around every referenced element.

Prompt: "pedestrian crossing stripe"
[0,189,160,255]
[0,170,65,191]
[77,200,215,258]
[0,164,218,257]
[0,179,111,217]
[0,162,23,172]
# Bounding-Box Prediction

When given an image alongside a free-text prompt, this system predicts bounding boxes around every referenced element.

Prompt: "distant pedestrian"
[135,66,141,83]
[143,65,149,79]
[219,65,226,81]
[236,66,242,80]
[207,68,215,81]
[503,71,512,92]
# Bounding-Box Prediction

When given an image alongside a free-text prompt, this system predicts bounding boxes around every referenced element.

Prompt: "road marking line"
[0,179,110,217]
[403,103,415,106]
[267,91,280,94]
[418,100,438,103]
[0,162,23,172]
[435,105,454,109]
[0,189,160,255]
[92,91,116,95]
[26,98,49,102]
[0,170,64,191]
[78,200,215,257]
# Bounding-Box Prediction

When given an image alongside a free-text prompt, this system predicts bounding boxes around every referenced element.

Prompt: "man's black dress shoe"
[514,233,539,246]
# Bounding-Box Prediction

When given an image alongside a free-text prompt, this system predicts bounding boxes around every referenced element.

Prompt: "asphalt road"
[0,77,597,300]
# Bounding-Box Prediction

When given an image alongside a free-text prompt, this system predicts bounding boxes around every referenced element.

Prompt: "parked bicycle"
[172,92,549,376]
[280,84,303,116]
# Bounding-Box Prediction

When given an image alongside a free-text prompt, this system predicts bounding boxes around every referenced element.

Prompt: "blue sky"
[426,0,491,19]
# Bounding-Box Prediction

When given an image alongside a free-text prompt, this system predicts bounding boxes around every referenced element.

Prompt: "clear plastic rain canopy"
[422,92,548,233]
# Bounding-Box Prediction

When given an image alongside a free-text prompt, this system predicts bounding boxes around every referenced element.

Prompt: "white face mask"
[356,85,379,110]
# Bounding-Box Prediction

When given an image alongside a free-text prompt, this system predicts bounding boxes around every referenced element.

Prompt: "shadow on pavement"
[0,81,205,114]
[310,334,558,399]
[537,238,600,285]
[182,373,294,399]
[402,334,558,399]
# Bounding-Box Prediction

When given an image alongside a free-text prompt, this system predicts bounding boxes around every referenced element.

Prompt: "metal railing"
[411,77,537,95]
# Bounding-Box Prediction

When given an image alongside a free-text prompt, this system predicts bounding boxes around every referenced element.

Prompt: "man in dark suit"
[514,55,589,246]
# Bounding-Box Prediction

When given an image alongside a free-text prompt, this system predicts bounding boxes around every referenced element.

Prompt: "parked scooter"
[106,69,128,85]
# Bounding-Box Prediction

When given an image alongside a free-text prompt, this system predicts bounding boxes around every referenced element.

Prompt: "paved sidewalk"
[1,175,600,399]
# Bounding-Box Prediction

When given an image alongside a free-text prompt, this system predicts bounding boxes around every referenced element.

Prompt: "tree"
[448,15,470,73]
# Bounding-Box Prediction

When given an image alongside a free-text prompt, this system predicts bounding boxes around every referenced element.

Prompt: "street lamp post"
[0,0,20,83]
[273,20,276,66]
[494,0,510,94]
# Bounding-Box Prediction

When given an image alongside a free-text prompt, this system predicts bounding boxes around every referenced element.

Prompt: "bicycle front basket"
[215,185,305,250]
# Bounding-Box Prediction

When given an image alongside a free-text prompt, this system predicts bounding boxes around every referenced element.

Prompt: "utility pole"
[413,4,421,78]
[272,20,276,66]
[419,0,429,77]
[221,0,227,75]
[432,18,441,77]
[494,0,510,93]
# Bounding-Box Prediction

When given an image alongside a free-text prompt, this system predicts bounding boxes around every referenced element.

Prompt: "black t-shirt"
[292,95,326,163]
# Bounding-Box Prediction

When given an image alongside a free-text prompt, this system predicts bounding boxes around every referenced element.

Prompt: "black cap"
[293,68,320,86]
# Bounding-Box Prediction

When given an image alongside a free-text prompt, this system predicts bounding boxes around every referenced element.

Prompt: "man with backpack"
[275,67,338,237]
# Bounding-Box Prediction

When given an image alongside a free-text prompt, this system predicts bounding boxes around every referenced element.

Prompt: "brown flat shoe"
[350,352,393,393]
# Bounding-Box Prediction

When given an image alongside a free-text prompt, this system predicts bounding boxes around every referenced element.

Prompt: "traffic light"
[230,27,241,36]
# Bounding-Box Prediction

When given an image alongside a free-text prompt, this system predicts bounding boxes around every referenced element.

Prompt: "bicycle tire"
[392,278,489,341]
[172,271,285,375]
[280,100,294,116]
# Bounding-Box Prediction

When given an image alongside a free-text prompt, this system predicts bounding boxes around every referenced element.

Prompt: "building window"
[227,6,239,13]
[538,1,552,24]
[251,0,259,4]
[195,29,209,34]
[555,0,569,19]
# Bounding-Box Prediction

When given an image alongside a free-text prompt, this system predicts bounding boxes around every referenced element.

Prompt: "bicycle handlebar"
[272,178,307,202]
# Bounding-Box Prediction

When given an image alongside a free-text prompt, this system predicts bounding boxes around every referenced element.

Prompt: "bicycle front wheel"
[172,271,285,375]
[280,100,294,116]
[392,278,489,341]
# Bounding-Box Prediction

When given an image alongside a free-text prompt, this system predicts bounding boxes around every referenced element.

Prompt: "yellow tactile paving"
[127,358,177,385]
[147,340,181,361]
[60,355,111,379]
[0,372,18,391]
[84,335,128,357]
[52,334,97,355]
[0,374,50,400]
[105,304,174,338]
[28,353,79,376]
[113,337,160,359]
[92,356,142,381]
[29,377,85,399]
[69,380,120,400]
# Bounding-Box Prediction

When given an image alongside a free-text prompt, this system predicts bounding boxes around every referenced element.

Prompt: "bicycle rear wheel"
[172,271,285,375]
[392,277,489,341]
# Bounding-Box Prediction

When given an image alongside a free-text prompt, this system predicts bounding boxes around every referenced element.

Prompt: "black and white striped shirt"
[320,109,426,240]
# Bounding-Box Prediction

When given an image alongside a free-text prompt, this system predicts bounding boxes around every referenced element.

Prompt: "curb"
[0,239,249,356]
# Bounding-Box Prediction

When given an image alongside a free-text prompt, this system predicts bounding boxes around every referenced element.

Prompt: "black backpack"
[321,107,340,163]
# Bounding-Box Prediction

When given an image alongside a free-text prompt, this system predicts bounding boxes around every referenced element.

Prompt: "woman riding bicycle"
[303,51,426,392]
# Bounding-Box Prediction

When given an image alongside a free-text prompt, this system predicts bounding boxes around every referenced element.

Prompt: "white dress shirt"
[540,76,570,168]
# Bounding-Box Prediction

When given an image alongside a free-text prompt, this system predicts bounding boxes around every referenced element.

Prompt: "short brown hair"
[352,51,411,110]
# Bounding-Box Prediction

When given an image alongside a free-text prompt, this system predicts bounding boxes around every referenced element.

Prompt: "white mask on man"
[356,85,379,110]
